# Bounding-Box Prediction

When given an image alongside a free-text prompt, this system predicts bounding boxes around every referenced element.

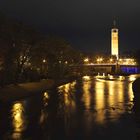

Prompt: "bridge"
[70,61,139,75]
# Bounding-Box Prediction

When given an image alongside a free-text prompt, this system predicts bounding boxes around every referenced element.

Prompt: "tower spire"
[113,20,116,27]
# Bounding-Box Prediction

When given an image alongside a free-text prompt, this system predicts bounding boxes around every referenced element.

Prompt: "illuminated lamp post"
[97,57,103,64]
[84,58,89,64]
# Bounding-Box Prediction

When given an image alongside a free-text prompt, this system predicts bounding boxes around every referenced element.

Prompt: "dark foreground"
[0,75,139,140]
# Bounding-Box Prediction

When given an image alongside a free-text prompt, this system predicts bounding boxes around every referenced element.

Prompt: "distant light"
[97,57,103,63]
[100,58,103,61]
[103,73,105,77]
[129,75,136,82]
[84,58,89,62]
[43,59,46,63]
[110,58,113,62]
[83,76,90,80]
[44,92,49,99]
[97,58,100,62]
[12,102,25,132]
[119,76,125,81]
[109,75,113,79]
[119,58,137,65]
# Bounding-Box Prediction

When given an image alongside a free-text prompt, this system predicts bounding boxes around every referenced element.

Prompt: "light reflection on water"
[0,75,138,139]
[39,91,49,124]
[6,91,50,139]
[82,80,91,109]
[58,81,76,113]
[11,102,26,139]
[57,75,137,139]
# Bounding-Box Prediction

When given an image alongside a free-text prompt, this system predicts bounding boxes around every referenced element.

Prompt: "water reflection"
[58,81,76,111]
[95,81,105,109]
[57,76,136,139]
[0,75,138,140]
[39,92,49,125]
[43,92,49,107]
[94,80,134,123]
[94,81,105,123]
[11,102,26,139]
[82,80,91,109]
[128,83,134,101]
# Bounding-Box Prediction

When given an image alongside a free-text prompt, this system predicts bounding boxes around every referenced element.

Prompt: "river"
[0,75,139,140]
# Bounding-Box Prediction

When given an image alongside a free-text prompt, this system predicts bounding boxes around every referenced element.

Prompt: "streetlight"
[42,59,47,77]
[100,58,103,62]
[84,58,89,63]
[97,57,103,63]
[110,58,113,63]
[43,59,46,63]
[97,58,100,63]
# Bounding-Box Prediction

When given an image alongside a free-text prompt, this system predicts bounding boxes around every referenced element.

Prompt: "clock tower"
[111,20,119,59]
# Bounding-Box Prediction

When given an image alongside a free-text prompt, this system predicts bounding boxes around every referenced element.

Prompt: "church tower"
[111,20,119,59]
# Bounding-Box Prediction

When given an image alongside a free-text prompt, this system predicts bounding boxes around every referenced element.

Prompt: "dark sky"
[0,0,140,54]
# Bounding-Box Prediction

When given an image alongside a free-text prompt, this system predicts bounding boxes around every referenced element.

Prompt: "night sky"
[0,0,140,54]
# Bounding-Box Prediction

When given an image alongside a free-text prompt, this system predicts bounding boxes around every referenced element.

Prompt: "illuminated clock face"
[112,28,118,32]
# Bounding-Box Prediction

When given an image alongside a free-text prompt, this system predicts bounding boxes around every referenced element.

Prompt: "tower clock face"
[112,29,118,32]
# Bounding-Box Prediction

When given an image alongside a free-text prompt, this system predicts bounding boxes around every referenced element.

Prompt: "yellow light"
[110,58,113,62]
[43,59,46,63]
[84,58,89,62]
[97,58,100,62]
[58,82,76,109]
[103,73,105,77]
[94,81,105,123]
[129,75,136,82]
[109,75,113,79]
[119,58,137,65]
[83,76,90,81]
[97,57,103,63]
[82,80,91,109]
[12,102,26,132]
[119,76,125,81]
[111,28,119,59]
[100,58,103,61]
[44,92,49,99]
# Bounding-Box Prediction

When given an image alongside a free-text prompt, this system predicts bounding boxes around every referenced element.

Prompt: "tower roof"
[113,20,118,28]
[113,20,116,27]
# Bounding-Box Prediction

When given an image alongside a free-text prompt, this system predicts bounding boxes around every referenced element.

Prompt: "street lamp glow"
[83,76,90,80]
[84,58,89,62]
[100,58,103,62]
[43,59,46,63]
[110,58,113,62]
[97,58,100,62]
[97,57,103,63]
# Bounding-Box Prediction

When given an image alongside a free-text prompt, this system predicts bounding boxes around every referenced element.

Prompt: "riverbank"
[0,77,76,103]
